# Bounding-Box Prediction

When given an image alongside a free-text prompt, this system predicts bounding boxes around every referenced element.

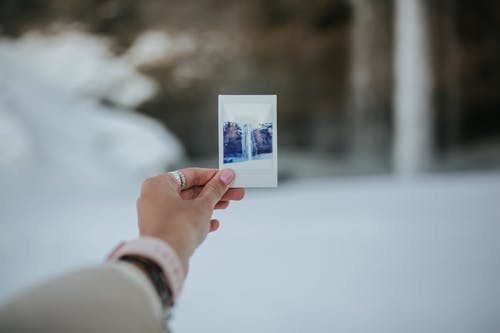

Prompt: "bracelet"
[119,255,173,308]
[108,237,185,303]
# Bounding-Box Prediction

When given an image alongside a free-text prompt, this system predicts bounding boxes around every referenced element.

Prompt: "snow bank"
[124,30,196,66]
[0,29,184,186]
[0,30,156,108]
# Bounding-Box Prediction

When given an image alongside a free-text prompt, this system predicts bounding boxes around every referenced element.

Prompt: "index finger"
[177,168,218,190]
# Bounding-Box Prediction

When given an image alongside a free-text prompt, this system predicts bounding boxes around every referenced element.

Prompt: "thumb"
[199,169,235,207]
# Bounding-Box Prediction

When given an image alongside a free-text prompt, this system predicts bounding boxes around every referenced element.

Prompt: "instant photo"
[218,95,277,187]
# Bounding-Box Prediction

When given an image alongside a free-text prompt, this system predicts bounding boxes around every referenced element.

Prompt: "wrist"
[107,236,186,303]
[160,236,191,274]
[156,225,201,273]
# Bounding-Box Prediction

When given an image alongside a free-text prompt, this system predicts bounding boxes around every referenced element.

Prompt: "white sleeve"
[0,262,168,333]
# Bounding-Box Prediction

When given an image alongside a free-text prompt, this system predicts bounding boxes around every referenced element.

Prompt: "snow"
[1,172,499,333]
[125,30,196,66]
[0,29,184,186]
[0,106,32,171]
[175,173,500,333]
[0,30,157,108]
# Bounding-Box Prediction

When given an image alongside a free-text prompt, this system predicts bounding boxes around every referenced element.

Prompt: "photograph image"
[219,95,278,188]
[223,121,273,164]
[251,123,273,159]
[223,121,246,164]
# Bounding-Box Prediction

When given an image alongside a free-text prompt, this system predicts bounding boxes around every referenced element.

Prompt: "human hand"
[136,168,244,273]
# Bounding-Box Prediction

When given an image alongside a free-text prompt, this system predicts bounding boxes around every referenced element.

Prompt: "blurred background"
[1,0,500,332]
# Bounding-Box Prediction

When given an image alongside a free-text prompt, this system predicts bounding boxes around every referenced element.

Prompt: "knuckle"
[141,177,151,190]
[197,195,212,209]
[165,174,180,190]
[193,169,202,186]
[140,177,158,196]
[206,182,224,199]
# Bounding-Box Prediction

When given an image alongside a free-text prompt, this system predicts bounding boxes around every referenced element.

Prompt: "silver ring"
[168,170,187,191]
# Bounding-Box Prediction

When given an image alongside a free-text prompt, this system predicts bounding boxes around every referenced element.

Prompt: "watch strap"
[108,236,185,302]
[119,255,173,308]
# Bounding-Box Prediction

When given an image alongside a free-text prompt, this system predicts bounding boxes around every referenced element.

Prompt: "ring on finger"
[168,170,187,191]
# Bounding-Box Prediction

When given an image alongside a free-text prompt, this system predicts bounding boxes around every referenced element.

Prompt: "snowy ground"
[174,173,500,333]
[1,172,500,333]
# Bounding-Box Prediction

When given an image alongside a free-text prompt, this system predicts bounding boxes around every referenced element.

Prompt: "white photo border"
[218,94,278,188]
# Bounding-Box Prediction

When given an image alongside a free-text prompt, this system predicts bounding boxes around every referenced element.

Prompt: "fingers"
[198,169,235,208]
[181,186,245,202]
[142,175,176,196]
[176,168,218,190]
[209,219,220,232]
[215,201,229,210]
[179,186,202,200]
[151,168,236,196]
[222,188,245,201]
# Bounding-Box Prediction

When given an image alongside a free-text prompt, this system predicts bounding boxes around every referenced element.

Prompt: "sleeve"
[0,262,170,333]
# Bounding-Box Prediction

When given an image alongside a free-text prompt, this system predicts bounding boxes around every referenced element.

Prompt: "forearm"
[0,262,167,333]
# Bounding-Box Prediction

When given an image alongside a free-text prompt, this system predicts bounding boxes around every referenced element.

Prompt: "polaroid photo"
[218,95,277,188]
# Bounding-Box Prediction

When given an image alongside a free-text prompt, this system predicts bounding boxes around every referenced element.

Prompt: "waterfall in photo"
[393,0,432,177]
[242,124,251,161]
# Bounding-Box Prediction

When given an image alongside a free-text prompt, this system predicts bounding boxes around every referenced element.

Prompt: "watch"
[108,237,185,303]
[119,255,173,308]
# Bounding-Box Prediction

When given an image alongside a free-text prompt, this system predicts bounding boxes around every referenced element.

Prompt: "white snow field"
[174,174,500,333]
[1,30,500,333]
[1,172,500,333]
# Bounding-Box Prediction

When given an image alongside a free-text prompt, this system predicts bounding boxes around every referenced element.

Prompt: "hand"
[136,168,244,273]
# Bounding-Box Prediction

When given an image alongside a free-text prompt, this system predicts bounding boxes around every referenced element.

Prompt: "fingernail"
[219,169,234,185]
